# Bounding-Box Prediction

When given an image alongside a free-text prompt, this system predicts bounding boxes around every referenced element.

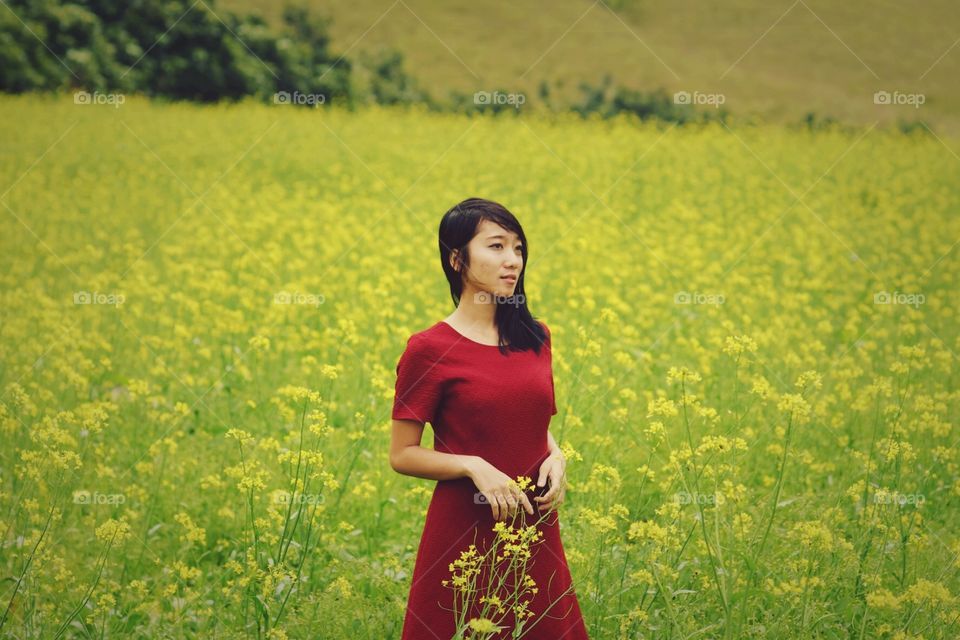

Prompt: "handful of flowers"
[443,476,569,639]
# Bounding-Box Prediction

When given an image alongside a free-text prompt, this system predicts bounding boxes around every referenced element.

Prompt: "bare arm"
[389,418,534,521]
[389,419,478,481]
[546,428,562,456]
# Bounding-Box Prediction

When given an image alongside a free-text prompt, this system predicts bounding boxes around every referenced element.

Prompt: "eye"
[490,243,503,249]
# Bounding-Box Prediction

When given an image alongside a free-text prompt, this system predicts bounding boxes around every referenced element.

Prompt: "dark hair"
[439,197,548,355]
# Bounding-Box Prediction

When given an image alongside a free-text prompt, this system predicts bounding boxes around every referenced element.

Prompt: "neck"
[449,283,497,331]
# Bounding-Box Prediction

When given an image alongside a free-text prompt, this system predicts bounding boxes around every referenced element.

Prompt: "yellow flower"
[174,512,207,546]
[467,617,499,633]
[866,588,902,610]
[95,518,131,544]
[666,366,702,384]
[325,576,353,598]
[777,393,811,422]
[582,507,617,534]
[514,475,534,492]
[320,364,340,380]
[795,370,823,392]
[646,397,679,418]
[560,441,583,463]
[750,375,777,400]
[722,335,758,356]
[248,335,271,351]
[275,385,321,403]
[902,579,952,606]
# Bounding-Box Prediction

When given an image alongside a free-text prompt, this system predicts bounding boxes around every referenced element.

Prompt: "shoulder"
[400,323,448,358]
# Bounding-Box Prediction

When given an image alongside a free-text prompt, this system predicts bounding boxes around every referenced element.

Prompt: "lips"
[501,276,517,283]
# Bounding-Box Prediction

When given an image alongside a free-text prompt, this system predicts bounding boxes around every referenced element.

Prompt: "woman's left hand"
[534,450,566,512]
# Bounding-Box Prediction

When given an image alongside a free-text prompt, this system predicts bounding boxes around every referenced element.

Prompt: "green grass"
[220,0,960,135]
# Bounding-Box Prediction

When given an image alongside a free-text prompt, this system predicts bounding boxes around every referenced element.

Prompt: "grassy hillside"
[221,0,960,135]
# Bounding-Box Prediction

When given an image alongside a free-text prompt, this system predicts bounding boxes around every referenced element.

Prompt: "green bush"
[0,0,374,105]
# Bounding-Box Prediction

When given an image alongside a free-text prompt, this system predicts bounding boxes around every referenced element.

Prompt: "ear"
[449,250,460,272]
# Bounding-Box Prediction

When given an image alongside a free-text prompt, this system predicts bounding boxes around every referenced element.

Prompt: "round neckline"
[438,321,506,348]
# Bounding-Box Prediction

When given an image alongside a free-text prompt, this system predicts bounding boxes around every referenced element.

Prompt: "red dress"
[392,320,589,639]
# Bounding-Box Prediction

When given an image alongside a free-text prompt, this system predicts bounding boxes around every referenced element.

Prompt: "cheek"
[472,252,498,276]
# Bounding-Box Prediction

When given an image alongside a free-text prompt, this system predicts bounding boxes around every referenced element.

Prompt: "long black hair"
[438,197,548,355]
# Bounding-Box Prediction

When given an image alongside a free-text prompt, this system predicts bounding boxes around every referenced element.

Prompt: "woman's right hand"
[465,457,534,522]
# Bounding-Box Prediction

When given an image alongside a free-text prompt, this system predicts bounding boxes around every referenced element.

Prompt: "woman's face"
[455,219,524,298]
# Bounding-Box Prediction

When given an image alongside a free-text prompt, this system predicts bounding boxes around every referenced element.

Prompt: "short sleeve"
[392,335,444,425]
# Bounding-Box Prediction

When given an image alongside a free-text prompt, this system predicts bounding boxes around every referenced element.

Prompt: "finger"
[541,492,562,512]
[501,494,513,521]
[539,483,562,511]
[535,482,559,502]
[553,490,565,509]
[519,492,534,515]
[489,493,501,521]
[505,493,518,519]
[496,494,509,522]
[546,468,564,497]
[484,492,496,521]
[536,464,549,488]
[551,467,564,487]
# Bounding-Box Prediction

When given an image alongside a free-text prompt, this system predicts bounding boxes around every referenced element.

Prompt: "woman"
[390,198,589,639]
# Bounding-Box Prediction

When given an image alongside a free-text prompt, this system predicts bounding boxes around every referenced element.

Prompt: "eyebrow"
[487,234,522,243]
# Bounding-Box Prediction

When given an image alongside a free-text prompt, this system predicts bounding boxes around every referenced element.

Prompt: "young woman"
[390,198,589,639]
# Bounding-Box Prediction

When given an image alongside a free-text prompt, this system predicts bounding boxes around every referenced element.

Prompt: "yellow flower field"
[0,94,957,638]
